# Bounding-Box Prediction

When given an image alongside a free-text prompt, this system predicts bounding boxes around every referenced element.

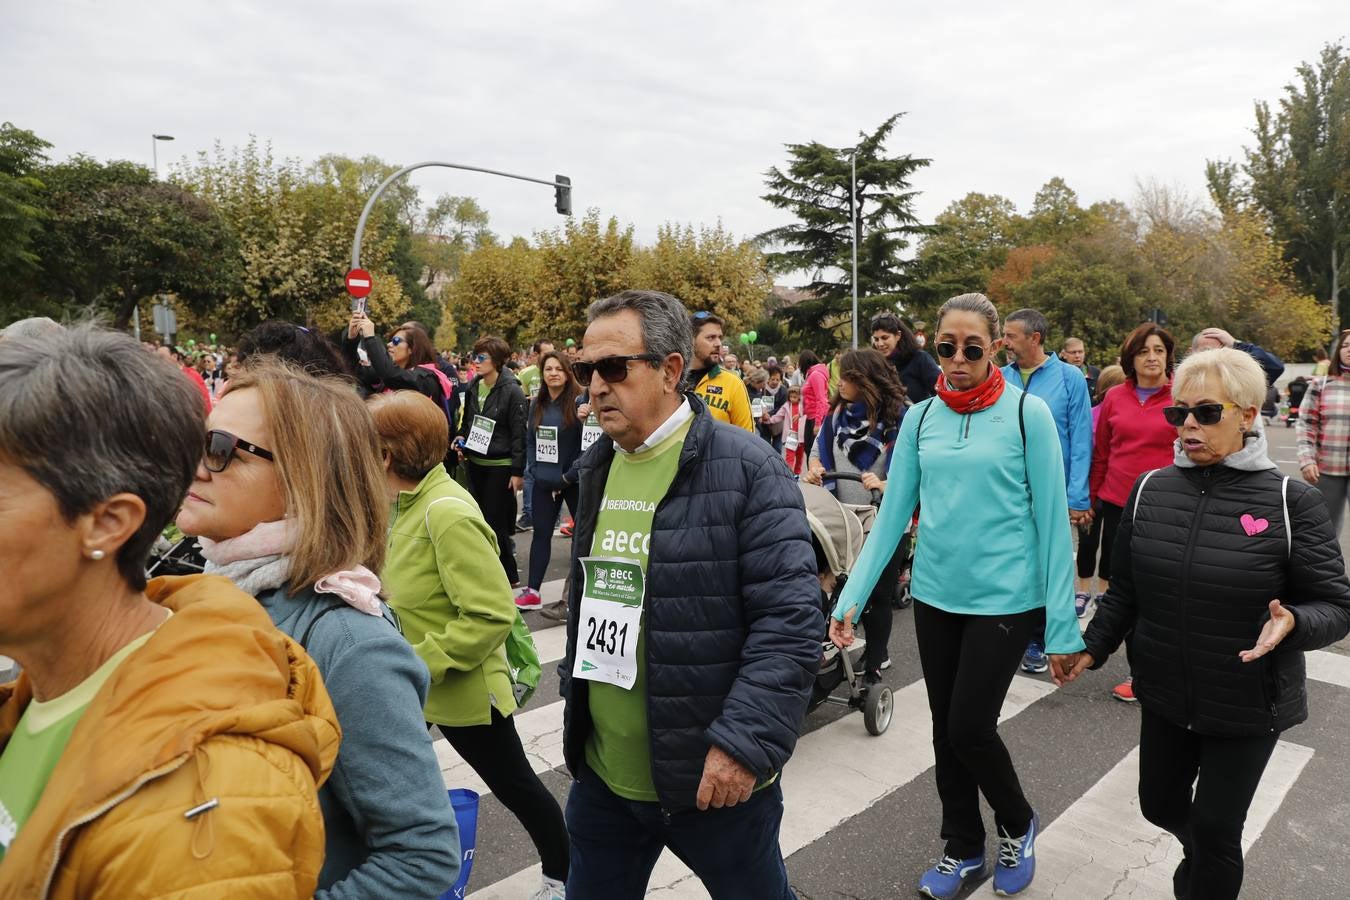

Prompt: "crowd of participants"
[1,290,1350,900]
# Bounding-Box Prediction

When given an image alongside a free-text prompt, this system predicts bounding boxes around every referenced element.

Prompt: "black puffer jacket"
[560,396,823,810]
[1084,436,1350,736]
[458,369,528,474]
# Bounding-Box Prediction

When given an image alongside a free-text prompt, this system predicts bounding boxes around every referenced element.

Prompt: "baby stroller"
[801,472,895,736]
[1286,377,1309,428]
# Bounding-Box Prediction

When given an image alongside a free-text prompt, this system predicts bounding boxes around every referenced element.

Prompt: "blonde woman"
[176,360,460,899]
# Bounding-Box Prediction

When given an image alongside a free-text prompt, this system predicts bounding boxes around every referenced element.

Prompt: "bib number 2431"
[572,557,644,690]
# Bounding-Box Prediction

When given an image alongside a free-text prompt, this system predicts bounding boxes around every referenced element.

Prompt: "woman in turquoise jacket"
[830,293,1084,900]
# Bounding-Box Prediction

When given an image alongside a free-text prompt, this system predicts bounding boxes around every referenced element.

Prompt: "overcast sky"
[5,1,1344,260]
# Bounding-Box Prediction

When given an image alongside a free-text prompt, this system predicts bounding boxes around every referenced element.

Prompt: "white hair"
[1172,347,1267,411]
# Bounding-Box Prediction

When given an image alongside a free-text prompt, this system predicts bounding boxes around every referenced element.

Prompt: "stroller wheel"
[863,684,893,736]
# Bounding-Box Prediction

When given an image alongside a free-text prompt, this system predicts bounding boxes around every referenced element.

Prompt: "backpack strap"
[1132,468,1161,519]
[1018,390,1027,449]
[1281,475,1292,558]
[298,601,346,649]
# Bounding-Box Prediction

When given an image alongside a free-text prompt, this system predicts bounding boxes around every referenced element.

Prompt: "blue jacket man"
[1001,312,1092,511]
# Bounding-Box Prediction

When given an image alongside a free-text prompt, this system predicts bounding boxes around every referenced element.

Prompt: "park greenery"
[0,42,1344,361]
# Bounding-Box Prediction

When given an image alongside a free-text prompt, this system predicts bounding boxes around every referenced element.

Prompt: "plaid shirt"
[1298,375,1350,475]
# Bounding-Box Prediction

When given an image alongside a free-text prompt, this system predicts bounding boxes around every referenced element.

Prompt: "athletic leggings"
[528,481,577,590]
[858,539,906,674]
[1076,500,1124,581]
[465,461,520,585]
[1137,707,1279,900]
[436,709,570,881]
[913,600,1040,859]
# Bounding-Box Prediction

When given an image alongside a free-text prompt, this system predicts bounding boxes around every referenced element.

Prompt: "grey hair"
[0,316,62,340]
[586,290,694,387]
[1173,346,1267,412]
[1007,308,1050,346]
[937,293,1001,339]
[0,325,205,590]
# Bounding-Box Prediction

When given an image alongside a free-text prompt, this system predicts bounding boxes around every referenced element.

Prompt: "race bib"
[751,398,765,419]
[572,557,644,690]
[466,415,496,454]
[537,426,559,464]
[581,414,603,452]
[785,428,799,450]
[529,380,542,399]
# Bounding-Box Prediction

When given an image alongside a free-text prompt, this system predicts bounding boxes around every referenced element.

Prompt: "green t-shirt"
[584,416,692,801]
[0,622,163,860]
[518,365,540,400]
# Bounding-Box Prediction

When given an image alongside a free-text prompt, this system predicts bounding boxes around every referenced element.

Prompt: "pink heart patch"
[1240,514,1269,537]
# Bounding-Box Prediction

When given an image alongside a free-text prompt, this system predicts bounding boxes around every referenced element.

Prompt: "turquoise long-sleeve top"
[832,386,1086,655]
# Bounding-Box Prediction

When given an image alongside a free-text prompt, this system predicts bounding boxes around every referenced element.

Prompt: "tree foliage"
[759,114,931,340]
[0,123,51,280]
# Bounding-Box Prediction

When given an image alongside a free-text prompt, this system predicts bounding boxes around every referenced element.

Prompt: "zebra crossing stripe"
[1307,649,1350,689]
[967,739,1313,898]
[467,674,1058,898]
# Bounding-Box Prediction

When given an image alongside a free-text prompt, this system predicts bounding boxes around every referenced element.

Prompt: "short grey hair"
[0,325,205,590]
[937,293,1001,340]
[586,290,694,387]
[1172,346,1267,413]
[1007,308,1050,346]
[0,316,62,340]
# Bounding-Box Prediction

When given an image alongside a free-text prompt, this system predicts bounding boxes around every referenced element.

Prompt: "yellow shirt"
[692,366,754,431]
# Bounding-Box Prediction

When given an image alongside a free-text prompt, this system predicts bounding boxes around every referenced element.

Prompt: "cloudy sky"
[5,1,1343,254]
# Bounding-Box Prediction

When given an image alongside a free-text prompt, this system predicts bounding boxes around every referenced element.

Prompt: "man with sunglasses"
[560,290,820,899]
[1000,309,1093,676]
[686,312,754,431]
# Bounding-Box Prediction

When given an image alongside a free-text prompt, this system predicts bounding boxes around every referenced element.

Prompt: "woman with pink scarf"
[176,359,461,900]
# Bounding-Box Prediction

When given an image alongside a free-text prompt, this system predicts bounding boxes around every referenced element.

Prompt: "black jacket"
[458,369,528,474]
[1083,450,1350,736]
[560,396,823,810]
[889,350,941,404]
[342,335,447,405]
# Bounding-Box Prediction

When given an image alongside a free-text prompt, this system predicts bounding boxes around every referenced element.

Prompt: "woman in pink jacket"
[1084,323,1177,701]
[799,349,832,427]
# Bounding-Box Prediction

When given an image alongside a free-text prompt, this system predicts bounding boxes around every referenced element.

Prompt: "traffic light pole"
[349,160,571,284]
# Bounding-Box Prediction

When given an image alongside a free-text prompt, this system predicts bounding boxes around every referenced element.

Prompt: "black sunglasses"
[388,335,406,347]
[573,354,664,385]
[204,429,275,473]
[1162,402,1238,427]
[935,341,988,361]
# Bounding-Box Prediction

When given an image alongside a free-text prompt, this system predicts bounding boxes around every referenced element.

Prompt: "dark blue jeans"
[565,765,795,899]
[528,481,577,590]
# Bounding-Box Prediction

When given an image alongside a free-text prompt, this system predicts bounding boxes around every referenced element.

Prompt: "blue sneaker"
[918,853,987,899]
[993,811,1039,895]
[1074,591,1091,618]
[1020,640,1048,674]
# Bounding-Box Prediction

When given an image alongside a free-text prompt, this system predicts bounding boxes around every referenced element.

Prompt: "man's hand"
[1069,508,1093,527]
[1199,327,1236,349]
[860,472,886,494]
[1302,463,1320,485]
[1239,599,1296,663]
[695,745,757,811]
[829,611,856,649]
[577,402,592,418]
[1049,652,1094,687]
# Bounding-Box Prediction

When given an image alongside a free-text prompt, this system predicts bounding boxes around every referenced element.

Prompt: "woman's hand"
[860,473,885,494]
[1239,599,1296,663]
[347,312,363,339]
[803,462,826,486]
[1301,463,1320,485]
[509,476,524,493]
[829,611,856,649]
[1049,652,1094,687]
[577,402,592,418]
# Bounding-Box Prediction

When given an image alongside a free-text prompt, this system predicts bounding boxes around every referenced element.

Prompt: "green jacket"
[384,465,518,726]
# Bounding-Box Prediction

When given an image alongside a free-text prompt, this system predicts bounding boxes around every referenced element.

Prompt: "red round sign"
[345,268,374,299]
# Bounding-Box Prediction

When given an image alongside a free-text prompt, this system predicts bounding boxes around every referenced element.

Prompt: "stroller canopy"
[800,481,866,578]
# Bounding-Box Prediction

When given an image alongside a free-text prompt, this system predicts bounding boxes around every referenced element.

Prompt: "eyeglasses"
[572,354,663,385]
[692,310,713,320]
[204,429,275,473]
[389,335,406,347]
[1162,402,1239,427]
[935,341,988,361]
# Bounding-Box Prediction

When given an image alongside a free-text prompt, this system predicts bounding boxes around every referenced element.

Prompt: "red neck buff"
[935,364,1006,414]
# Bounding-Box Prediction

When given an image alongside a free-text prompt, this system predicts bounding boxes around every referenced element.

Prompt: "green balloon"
[210,333,217,341]
[187,339,196,346]
[748,330,758,343]
[738,333,750,344]
[565,338,576,347]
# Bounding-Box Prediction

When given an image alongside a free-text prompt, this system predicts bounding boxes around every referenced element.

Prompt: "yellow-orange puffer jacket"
[0,575,342,899]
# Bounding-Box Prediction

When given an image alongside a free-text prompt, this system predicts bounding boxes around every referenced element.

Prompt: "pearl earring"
[90,549,106,561]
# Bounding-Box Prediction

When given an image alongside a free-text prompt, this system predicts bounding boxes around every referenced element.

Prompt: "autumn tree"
[623,222,772,334]
[909,192,1018,315]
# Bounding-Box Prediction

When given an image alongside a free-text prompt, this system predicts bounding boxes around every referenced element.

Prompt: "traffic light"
[554,175,572,216]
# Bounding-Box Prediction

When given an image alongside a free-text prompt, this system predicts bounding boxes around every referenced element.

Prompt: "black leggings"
[913,600,1040,858]
[466,461,520,585]
[528,481,578,590]
[858,539,906,673]
[1137,707,1279,900]
[437,709,570,881]
[1076,500,1123,581]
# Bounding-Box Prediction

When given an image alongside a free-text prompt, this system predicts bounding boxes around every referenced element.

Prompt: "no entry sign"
[345,268,373,298]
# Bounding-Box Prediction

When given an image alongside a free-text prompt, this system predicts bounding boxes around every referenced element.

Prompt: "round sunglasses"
[934,341,989,361]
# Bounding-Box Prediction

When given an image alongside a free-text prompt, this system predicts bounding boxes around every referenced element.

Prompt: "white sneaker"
[529,875,566,900]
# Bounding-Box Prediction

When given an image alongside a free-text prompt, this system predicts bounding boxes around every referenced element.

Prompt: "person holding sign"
[560,290,821,899]
[517,351,584,611]
[457,336,529,586]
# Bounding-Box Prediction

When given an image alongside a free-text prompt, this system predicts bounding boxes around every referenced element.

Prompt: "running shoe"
[1112,677,1137,702]
[515,515,533,532]
[1074,592,1091,618]
[514,588,543,610]
[993,810,1039,895]
[1020,640,1048,674]
[538,602,569,623]
[918,853,987,899]
[880,657,892,671]
[559,518,575,537]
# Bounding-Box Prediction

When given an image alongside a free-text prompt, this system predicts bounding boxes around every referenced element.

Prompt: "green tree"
[759,113,931,340]
[0,123,51,281]
[909,192,1018,315]
[1221,42,1350,325]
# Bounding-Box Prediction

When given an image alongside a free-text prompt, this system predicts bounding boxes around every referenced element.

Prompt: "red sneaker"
[559,518,575,538]
[1111,677,1137,702]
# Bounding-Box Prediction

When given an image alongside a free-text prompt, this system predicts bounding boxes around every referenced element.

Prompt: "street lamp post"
[142,134,176,342]
[850,148,859,349]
